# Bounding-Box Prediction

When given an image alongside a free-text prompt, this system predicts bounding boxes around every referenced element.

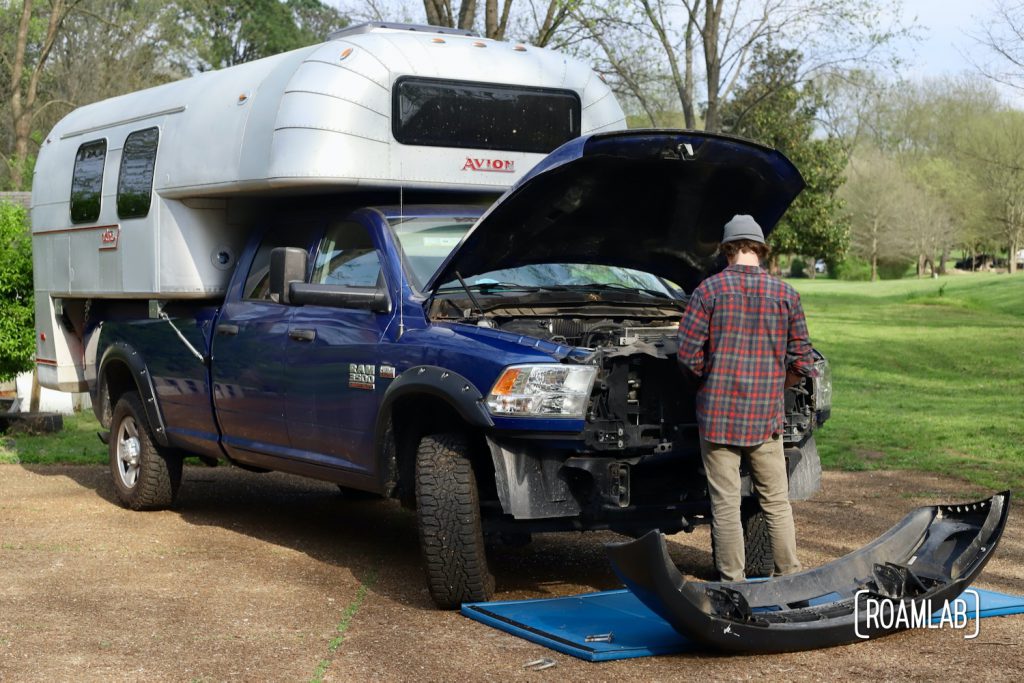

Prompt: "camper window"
[70,139,106,223]
[393,77,580,154]
[117,127,159,219]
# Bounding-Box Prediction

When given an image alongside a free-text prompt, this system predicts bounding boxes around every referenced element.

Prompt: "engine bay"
[487,311,696,455]
[429,297,820,454]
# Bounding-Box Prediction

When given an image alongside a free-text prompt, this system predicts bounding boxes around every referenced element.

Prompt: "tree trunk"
[917,253,926,278]
[640,0,695,129]
[683,3,698,128]
[8,0,70,191]
[1011,239,1020,274]
[424,0,453,27]
[702,1,722,132]
[457,0,477,30]
[8,0,33,191]
[938,247,949,275]
[485,0,497,36]
[870,231,878,282]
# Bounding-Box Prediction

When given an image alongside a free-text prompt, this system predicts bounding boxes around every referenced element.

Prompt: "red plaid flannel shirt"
[677,264,816,446]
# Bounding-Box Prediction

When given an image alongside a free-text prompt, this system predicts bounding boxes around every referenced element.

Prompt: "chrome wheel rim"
[116,416,142,488]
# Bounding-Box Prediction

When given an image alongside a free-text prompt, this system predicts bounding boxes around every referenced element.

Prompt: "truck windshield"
[389,216,678,296]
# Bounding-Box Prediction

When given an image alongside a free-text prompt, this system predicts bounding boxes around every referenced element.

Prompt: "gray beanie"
[722,214,765,244]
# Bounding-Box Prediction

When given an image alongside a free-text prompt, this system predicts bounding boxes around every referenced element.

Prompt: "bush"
[0,201,34,382]
[790,257,808,278]
[832,257,872,281]
[877,259,914,280]
[830,257,914,281]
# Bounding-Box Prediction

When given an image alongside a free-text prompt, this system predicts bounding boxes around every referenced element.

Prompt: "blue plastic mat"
[462,588,1024,662]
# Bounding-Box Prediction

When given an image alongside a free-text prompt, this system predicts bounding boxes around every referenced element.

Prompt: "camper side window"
[70,139,107,223]
[117,128,159,219]
[311,222,382,288]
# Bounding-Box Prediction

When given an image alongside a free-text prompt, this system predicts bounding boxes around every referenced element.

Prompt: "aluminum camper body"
[31,23,625,391]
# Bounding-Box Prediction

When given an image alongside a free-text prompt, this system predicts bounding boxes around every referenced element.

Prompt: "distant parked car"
[814,259,827,274]
[955,254,995,270]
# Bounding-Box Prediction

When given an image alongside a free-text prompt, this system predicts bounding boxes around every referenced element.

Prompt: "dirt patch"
[854,448,886,461]
[0,465,1021,681]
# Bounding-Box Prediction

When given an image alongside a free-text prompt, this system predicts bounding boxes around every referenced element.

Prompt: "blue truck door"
[211,225,315,462]
[284,220,395,474]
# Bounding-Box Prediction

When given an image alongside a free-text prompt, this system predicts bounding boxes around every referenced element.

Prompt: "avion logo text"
[462,157,515,173]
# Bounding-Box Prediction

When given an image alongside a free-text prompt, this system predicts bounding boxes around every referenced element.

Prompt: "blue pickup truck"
[91,131,831,607]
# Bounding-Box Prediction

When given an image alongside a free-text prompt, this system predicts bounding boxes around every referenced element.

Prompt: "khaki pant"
[701,436,801,582]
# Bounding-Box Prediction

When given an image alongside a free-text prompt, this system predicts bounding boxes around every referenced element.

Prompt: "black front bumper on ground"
[606,491,1010,653]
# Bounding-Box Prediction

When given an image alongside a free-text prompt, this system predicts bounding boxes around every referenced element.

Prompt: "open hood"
[425,130,805,294]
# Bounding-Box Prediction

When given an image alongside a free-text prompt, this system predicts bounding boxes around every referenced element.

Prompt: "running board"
[605,491,1010,653]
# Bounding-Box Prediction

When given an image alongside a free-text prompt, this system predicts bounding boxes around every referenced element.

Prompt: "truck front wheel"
[743,509,774,578]
[415,433,494,608]
[109,392,182,510]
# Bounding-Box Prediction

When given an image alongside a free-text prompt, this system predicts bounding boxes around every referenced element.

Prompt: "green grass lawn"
[2,273,1022,492]
[793,272,1024,492]
[0,411,107,465]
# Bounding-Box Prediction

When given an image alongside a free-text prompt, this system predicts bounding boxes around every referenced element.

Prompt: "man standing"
[677,214,817,582]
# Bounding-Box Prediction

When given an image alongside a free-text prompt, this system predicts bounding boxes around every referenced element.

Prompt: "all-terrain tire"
[415,433,494,609]
[743,509,774,578]
[109,392,182,510]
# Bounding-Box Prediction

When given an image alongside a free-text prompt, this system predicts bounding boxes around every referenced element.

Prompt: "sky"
[897,1,987,77]
[337,0,1019,102]
[893,0,1020,101]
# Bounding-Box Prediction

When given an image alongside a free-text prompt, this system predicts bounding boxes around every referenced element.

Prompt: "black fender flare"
[97,341,171,448]
[374,365,494,489]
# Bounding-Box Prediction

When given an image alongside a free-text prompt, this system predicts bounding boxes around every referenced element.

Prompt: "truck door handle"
[288,328,316,342]
[216,323,239,336]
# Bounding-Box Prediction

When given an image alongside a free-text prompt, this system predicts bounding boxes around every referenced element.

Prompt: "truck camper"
[33,22,624,391]
[32,23,831,608]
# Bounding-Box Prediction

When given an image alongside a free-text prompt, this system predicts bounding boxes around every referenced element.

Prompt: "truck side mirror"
[269,247,307,305]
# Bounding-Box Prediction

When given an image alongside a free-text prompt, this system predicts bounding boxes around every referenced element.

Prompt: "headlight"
[486,364,597,418]
[812,358,832,412]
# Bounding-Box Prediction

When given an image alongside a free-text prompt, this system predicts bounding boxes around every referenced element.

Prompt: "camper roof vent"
[327,22,479,41]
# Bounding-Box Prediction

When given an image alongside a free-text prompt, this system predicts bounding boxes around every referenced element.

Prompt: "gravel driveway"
[1,465,1021,681]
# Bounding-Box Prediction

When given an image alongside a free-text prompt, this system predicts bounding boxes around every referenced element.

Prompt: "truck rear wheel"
[109,392,182,510]
[415,433,494,609]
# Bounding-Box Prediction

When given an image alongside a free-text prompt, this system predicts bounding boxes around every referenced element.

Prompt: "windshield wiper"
[554,283,672,299]
[437,281,541,293]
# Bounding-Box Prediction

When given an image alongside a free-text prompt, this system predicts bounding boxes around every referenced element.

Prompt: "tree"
[719,44,849,270]
[972,0,1024,92]
[851,77,1006,274]
[419,0,572,42]
[179,0,347,71]
[962,110,1024,275]
[0,201,33,381]
[4,0,81,190]
[574,0,909,133]
[906,156,984,275]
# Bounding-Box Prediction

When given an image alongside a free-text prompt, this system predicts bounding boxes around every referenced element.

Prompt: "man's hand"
[785,370,803,388]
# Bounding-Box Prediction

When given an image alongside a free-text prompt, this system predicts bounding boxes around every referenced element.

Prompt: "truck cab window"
[244,226,318,301]
[311,222,382,288]
[70,139,106,223]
